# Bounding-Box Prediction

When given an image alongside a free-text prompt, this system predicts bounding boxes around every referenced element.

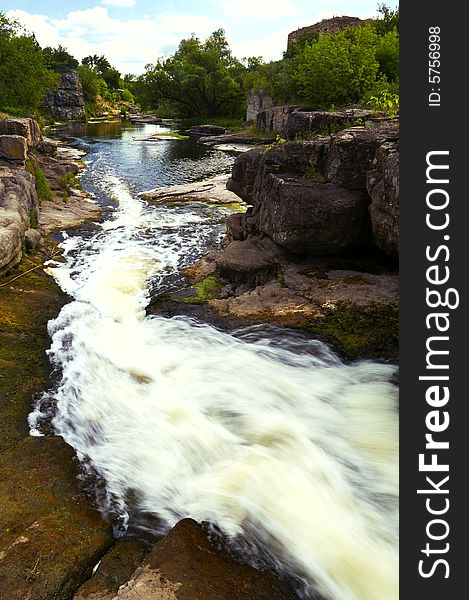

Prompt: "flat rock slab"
[139,174,245,206]
[39,196,102,233]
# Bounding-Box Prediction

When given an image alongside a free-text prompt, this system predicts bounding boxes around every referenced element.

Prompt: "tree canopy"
[0,13,59,113]
[136,29,245,118]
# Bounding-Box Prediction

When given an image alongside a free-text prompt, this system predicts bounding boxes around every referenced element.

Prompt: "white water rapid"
[29,161,398,600]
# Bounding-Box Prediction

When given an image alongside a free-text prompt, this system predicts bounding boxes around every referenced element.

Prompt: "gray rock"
[0,118,42,148]
[254,175,371,254]
[0,168,39,274]
[43,69,85,121]
[326,123,398,190]
[24,228,41,251]
[188,124,226,136]
[0,135,28,162]
[367,141,399,256]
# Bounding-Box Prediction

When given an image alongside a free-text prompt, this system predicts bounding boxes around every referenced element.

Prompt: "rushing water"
[30,122,398,600]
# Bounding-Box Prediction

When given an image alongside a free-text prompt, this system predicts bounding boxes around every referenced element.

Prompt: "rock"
[226,146,265,204]
[215,238,286,286]
[39,196,101,233]
[188,124,226,137]
[255,105,298,135]
[73,540,150,600]
[246,90,274,122]
[36,139,58,157]
[24,228,41,251]
[139,174,244,206]
[284,109,373,138]
[367,141,400,255]
[0,167,38,274]
[255,106,374,138]
[287,16,363,50]
[0,264,113,600]
[43,69,85,121]
[0,135,28,162]
[0,118,42,149]
[129,115,163,125]
[252,175,371,254]
[198,133,275,147]
[326,123,399,190]
[114,519,299,600]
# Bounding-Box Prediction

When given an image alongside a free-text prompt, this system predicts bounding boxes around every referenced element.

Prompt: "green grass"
[184,274,223,304]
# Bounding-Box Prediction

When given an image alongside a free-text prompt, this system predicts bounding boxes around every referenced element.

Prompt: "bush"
[294,24,380,108]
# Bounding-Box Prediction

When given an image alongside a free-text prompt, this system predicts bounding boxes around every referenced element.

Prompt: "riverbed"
[30,121,398,600]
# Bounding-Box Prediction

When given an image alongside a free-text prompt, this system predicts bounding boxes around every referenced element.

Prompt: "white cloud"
[6,8,222,74]
[102,0,136,7]
[222,0,298,19]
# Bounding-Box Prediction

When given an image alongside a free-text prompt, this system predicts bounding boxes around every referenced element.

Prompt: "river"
[29,122,398,600]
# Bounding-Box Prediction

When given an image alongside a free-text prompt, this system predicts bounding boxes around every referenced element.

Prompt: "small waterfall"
[30,131,398,600]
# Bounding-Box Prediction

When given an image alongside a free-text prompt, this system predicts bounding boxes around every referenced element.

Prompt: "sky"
[0,0,397,75]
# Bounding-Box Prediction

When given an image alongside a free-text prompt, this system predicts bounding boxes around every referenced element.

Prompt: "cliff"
[43,69,86,121]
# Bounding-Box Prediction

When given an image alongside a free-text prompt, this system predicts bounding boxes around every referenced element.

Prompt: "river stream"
[29,122,398,600]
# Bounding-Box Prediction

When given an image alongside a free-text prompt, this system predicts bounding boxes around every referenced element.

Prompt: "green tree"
[0,13,59,112]
[294,24,380,107]
[43,45,79,72]
[138,29,245,118]
[375,27,399,82]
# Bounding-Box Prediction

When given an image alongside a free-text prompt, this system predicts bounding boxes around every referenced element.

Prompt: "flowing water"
[29,122,398,600]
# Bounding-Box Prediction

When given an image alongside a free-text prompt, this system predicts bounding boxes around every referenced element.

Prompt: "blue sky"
[0,0,397,74]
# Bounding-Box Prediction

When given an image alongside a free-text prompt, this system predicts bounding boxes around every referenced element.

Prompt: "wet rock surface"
[74,520,300,600]
[0,248,113,600]
[139,174,243,206]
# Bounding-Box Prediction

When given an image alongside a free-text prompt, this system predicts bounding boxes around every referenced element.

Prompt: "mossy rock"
[304,301,399,361]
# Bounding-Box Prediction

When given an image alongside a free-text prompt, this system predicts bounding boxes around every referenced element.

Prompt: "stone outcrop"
[0,118,42,149]
[0,136,28,162]
[188,124,226,137]
[74,519,299,600]
[246,90,274,122]
[227,121,399,256]
[255,106,374,137]
[0,167,39,274]
[43,69,86,121]
[367,140,400,256]
[287,16,363,50]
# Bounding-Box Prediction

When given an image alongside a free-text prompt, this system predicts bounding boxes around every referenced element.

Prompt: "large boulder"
[0,136,28,162]
[326,123,399,190]
[115,519,299,600]
[0,168,39,274]
[367,141,399,256]
[0,118,42,149]
[226,121,399,256]
[43,69,85,121]
[253,174,371,254]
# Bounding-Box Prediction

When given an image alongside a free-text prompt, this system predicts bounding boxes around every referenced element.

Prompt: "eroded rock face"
[0,168,39,274]
[255,175,371,254]
[43,69,86,121]
[227,122,399,256]
[0,118,42,149]
[255,106,373,137]
[0,136,28,162]
[367,141,400,256]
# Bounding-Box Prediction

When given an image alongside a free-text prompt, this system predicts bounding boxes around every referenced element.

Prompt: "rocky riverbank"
[0,118,110,598]
[149,120,399,360]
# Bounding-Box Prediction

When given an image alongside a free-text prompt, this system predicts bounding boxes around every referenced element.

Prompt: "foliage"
[0,13,59,113]
[42,45,78,72]
[375,27,399,81]
[374,3,399,35]
[57,172,81,190]
[367,90,399,118]
[26,159,53,202]
[136,29,245,118]
[294,24,380,108]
